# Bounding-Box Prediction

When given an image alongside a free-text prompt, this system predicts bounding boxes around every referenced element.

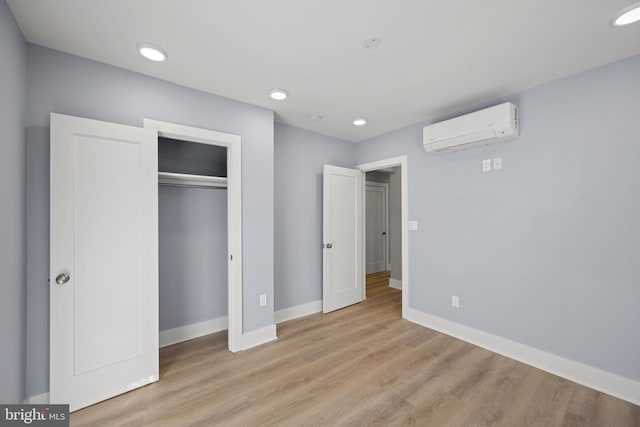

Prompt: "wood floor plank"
[280,333,445,426]
[235,320,433,426]
[338,391,415,427]
[561,386,600,427]
[70,276,640,426]
[459,361,543,426]
[592,392,640,427]
[403,391,469,427]
[519,373,577,426]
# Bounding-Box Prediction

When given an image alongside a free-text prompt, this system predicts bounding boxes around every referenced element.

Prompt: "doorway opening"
[365,179,389,276]
[358,156,408,318]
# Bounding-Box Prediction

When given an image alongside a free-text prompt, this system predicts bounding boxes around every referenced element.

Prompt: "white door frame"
[365,181,389,273]
[144,119,243,352]
[358,156,408,318]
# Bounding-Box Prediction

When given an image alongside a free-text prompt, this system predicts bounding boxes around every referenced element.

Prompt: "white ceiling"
[7,0,640,142]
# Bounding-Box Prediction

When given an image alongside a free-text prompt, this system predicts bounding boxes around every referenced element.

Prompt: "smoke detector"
[362,37,382,49]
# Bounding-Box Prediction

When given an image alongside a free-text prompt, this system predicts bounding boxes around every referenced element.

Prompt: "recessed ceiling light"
[307,114,322,121]
[137,42,167,62]
[353,117,368,126]
[612,2,640,26]
[269,89,288,100]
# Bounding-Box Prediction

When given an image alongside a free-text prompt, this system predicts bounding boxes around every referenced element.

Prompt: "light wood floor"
[71,271,639,426]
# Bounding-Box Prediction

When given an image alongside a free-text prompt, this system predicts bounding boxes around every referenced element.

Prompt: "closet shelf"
[158,172,228,188]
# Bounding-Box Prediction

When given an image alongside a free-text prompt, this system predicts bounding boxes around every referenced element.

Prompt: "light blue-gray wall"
[158,140,228,330]
[0,0,27,404]
[356,54,640,381]
[158,136,227,177]
[388,168,402,281]
[25,44,274,396]
[274,124,356,310]
[159,187,228,330]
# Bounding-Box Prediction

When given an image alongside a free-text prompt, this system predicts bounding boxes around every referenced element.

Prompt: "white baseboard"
[24,392,49,405]
[389,278,402,289]
[406,307,640,406]
[160,316,278,351]
[159,316,228,348]
[241,324,277,350]
[275,300,322,324]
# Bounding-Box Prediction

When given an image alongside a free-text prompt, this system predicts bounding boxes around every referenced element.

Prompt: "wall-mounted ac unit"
[423,102,519,153]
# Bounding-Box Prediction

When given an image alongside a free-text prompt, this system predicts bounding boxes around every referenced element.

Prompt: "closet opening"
[144,119,243,353]
[158,136,228,354]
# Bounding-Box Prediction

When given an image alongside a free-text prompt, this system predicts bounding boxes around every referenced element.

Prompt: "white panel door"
[50,113,158,412]
[366,183,387,274]
[322,165,363,313]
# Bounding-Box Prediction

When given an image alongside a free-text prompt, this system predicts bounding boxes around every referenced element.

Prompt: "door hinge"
[230,254,233,261]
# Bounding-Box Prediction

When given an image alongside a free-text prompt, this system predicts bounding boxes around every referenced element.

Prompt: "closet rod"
[158,183,227,189]
[158,172,227,189]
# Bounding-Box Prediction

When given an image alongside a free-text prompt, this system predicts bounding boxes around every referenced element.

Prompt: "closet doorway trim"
[143,119,243,353]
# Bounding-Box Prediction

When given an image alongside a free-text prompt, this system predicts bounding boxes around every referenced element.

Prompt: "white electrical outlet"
[482,159,491,172]
[259,294,267,307]
[493,157,502,170]
[408,221,418,231]
[452,296,460,308]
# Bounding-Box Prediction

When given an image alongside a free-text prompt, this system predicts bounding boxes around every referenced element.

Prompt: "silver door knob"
[55,273,70,285]
[326,243,333,249]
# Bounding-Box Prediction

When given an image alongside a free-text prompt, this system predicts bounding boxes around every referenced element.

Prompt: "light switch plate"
[482,159,491,172]
[408,221,418,231]
[259,294,267,307]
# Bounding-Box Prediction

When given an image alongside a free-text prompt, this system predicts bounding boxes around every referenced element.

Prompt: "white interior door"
[366,183,388,274]
[50,113,159,412]
[323,165,364,313]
